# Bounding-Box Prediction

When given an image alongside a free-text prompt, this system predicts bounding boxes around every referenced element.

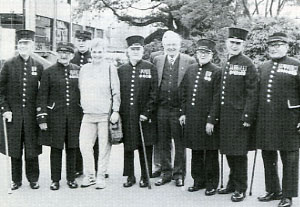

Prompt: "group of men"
[0,26,299,207]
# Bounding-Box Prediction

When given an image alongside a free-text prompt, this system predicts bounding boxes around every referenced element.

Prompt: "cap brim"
[228,38,244,42]
[197,47,212,52]
[267,38,289,44]
[18,39,33,43]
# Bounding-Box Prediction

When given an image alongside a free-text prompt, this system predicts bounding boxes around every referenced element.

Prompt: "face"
[226,38,245,56]
[268,41,289,59]
[75,38,90,53]
[57,51,74,65]
[163,38,181,57]
[196,50,213,65]
[17,40,34,56]
[91,46,105,63]
[127,46,144,61]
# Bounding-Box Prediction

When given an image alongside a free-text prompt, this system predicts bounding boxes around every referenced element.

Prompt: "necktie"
[170,58,174,65]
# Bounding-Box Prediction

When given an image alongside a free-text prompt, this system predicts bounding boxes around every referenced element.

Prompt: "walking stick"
[220,153,224,189]
[3,117,12,194]
[249,150,257,196]
[139,121,152,189]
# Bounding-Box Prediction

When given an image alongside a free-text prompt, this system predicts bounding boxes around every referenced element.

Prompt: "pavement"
[0,145,299,207]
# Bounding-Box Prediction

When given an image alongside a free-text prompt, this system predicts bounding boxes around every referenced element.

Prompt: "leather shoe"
[151,171,161,178]
[218,187,235,194]
[155,178,171,186]
[50,181,60,190]
[30,182,40,189]
[205,188,217,196]
[278,197,292,207]
[67,180,78,189]
[231,191,246,202]
[258,192,283,202]
[175,178,184,187]
[139,178,148,188]
[188,183,206,192]
[123,176,136,188]
[11,182,22,190]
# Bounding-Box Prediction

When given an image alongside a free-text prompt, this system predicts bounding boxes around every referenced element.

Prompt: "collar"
[129,59,142,67]
[167,54,179,62]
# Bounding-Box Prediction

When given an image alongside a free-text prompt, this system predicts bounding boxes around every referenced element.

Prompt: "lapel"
[177,54,187,86]
[157,55,167,87]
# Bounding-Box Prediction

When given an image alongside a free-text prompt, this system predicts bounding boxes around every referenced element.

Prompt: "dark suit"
[153,53,196,180]
[37,62,82,182]
[256,56,300,197]
[0,55,43,183]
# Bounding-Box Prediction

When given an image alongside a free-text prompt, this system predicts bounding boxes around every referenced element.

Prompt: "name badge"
[139,69,152,78]
[204,71,212,81]
[69,69,79,79]
[229,64,247,76]
[277,64,298,76]
[31,66,37,76]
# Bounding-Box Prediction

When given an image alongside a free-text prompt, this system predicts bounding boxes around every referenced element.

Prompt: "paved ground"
[0,145,299,207]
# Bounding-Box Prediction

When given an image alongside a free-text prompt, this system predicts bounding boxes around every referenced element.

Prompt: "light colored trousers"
[79,114,112,179]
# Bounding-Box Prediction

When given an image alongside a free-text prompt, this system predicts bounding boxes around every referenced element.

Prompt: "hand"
[3,111,12,122]
[297,123,300,133]
[110,112,119,124]
[39,123,48,130]
[206,123,214,135]
[140,115,148,122]
[243,122,251,127]
[179,115,186,126]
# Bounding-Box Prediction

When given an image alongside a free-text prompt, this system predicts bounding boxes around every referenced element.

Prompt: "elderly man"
[180,39,221,195]
[118,35,158,188]
[256,32,300,207]
[37,42,82,190]
[218,27,258,202]
[0,30,43,190]
[153,31,196,187]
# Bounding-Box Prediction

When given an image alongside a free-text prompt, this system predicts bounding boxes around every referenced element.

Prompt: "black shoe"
[231,191,246,202]
[258,192,283,202]
[75,171,83,178]
[205,188,217,196]
[155,177,171,186]
[123,176,136,188]
[139,178,148,188]
[278,198,292,207]
[105,174,109,179]
[50,181,60,190]
[187,183,206,192]
[175,178,184,187]
[67,180,78,189]
[151,171,161,178]
[11,182,22,190]
[30,182,40,189]
[218,187,235,194]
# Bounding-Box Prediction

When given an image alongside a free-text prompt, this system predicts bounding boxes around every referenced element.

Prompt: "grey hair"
[162,31,182,44]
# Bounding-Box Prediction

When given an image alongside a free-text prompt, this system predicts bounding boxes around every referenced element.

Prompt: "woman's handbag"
[108,65,123,145]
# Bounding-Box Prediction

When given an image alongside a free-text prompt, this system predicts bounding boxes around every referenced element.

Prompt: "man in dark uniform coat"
[37,42,82,190]
[218,28,258,202]
[179,39,221,195]
[256,32,300,207]
[118,35,158,188]
[153,31,196,187]
[0,30,43,190]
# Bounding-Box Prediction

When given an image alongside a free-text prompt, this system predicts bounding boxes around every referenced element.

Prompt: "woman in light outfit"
[79,38,120,189]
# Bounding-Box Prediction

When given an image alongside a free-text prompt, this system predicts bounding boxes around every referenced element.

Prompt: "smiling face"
[57,51,74,65]
[17,40,34,57]
[226,38,245,56]
[196,49,213,65]
[75,38,90,53]
[127,46,144,62]
[91,46,105,64]
[267,41,289,59]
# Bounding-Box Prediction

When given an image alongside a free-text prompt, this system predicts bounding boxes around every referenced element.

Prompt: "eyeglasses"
[229,41,242,45]
[196,50,212,55]
[268,43,287,48]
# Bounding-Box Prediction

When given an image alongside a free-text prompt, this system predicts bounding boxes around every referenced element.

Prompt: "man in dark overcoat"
[179,39,221,195]
[218,27,258,202]
[0,30,43,190]
[256,32,300,207]
[153,31,196,187]
[118,35,158,188]
[37,42,82,190]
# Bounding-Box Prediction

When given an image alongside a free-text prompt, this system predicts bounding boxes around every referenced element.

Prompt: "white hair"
[162,31,182,44]
[90,38,106,51]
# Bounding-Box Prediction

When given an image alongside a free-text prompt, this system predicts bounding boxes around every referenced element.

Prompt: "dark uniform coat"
[181,62,221,150]
[0,55,43,158]
[256,56,300,151]
[36,62,82,149]
[118,60,158,151]
[71,50,91,67]
[219,53,258,155]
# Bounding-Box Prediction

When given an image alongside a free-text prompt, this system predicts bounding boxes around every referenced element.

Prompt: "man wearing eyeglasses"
[217,27,258,202]
[256,32,300,207]
[37,42,82,190]
[179,39,221,195]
